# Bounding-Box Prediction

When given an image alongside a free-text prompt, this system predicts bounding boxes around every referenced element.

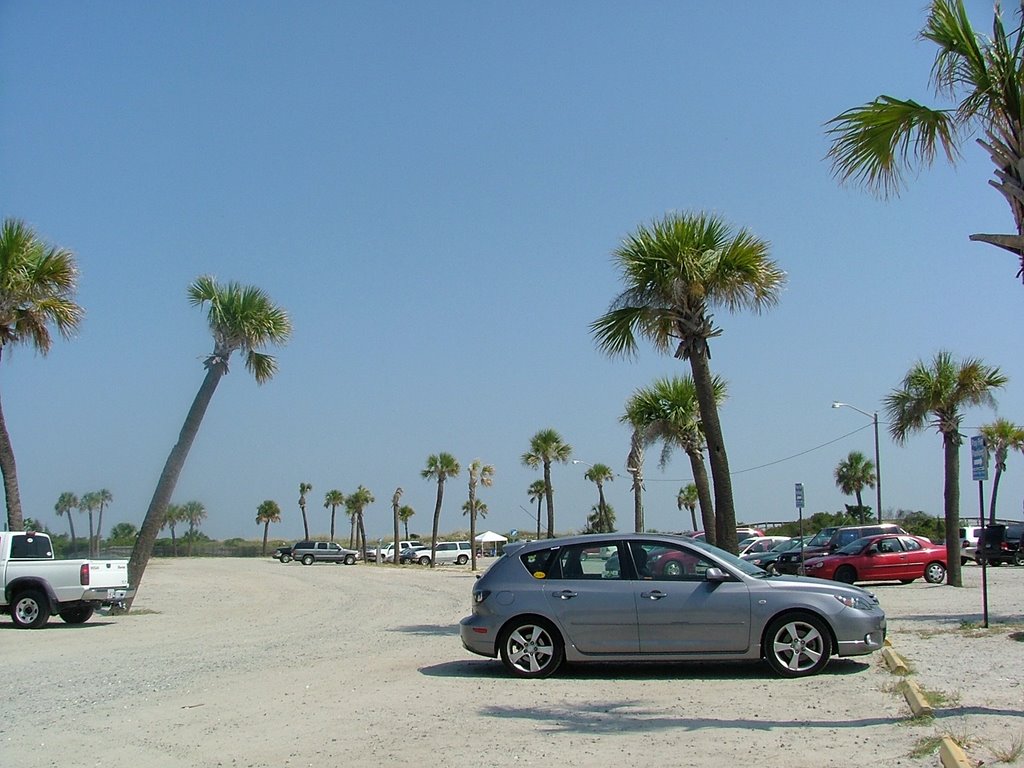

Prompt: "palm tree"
[422,453,459,567]
[521,430,572,538]
[678,484,699,531]
[346,486,374,561]
[466,460,494,570]
[826,0,1024,282]
[527,480,546,540]
[391,487,403,564]
[592,212,784,554]
[54,492,79,555]
[622,375,724,544]
[91,488,113,555]
[834,451,877,524]
[885,350,1007,587]
[0,218,83,532]
[256,499,282,556]
[979,418,1024,523]
[298,482,312,539]
[79,491,98,558]
[583,463,615,533]
[584,502,616,534]
[181,500,207,556]
[323,489,345,541]
[127,277,291,605]
[398,504,415,541]
[162,503,184,557]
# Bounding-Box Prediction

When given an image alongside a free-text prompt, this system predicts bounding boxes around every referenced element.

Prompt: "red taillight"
[80,563,90,586]
[472,627,488,634]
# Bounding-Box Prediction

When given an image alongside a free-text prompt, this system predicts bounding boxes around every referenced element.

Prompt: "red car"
[803,534,946,585]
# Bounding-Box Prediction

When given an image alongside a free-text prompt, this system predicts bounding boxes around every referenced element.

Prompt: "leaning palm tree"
[678,484,699,532]
[0,218,83,532]
[834,451,877,524]
[181,500,207,556]
[162,503,184,557]
[827,0,1024,282]
[466,459,494,570]
[54,492,79,555]
[79,491,98,558]
[391,487,403,564]
[91,488,113,556]
[583,463,615,533]
[885,350,1007,587]
[127,276,291,604]
[422,453,460,568]
[592,212,784,554]
[256,499,282,556]
[324,489,345,541]
[298,482,312,539]
[979,418,1024,523]
[521,429,572,538]
[527,479,546,540]
[398,504,415,541]
[346,485,374,561]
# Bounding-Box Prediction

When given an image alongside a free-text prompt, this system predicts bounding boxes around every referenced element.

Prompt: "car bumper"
[459,614,497,658]
[834,613,886,658]
[82,587,135,605]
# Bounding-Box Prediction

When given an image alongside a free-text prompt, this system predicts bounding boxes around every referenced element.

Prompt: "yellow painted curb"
[939,735,971,768]
[899,678,933,718]
[881,646,909,675]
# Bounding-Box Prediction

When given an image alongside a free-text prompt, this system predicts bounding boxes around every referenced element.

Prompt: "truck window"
[10,535,52,559]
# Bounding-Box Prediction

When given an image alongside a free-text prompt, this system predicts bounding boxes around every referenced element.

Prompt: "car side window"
[877,538,900,554]
[899,537,922,552]
[634,541,715,581]
[546,543,624,581]
[519,548,558,578]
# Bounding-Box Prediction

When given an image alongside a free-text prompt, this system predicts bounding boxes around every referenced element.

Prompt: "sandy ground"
[2,557,1022,768]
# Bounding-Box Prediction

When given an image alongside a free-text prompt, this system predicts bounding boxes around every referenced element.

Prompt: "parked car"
[367,540,419,562]
[272,545,294,563]
[290,541,359,565]
[738,536,792,556]
[460,533,886,679]
[399,545,430,564]
[687,527,764,542]
[775,524,907,575]
[741,536,811,574]
[416,541,473,566]
[803,534,947,585]
[977,523,1024,566]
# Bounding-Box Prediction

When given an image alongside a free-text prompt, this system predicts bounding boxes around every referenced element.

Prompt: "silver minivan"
[425,541,472,565]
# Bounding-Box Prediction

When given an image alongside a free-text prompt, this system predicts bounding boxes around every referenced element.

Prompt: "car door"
[629,540,751,654]
[540,541,639,655]
[896,536,930,577]
[865,536,908,580]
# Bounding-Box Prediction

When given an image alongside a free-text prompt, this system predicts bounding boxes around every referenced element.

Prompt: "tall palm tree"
[622,375,724,544]
[678,484,699,531]
[885,350,1007,587]
[827,1,1024,282]
[181,500,207,556]
[398,504,415,541]
[79,491,98,558]
[298,482,312,540]
[0,218,83,532]
[527,479,546,540]
[323,489,345,541]
[592,212,784,554]
[91,488,113,555]
[162,503,184,557]
[979,418,1024,523]
[127,276,291,605]
[521,429,572,538]
[422,453,460,568]
[391,487,403,564]
[583,463,615,533]
[256,499,282,556]
[54,492,79,555]
[346,486,374,561]
[834,451,877,524]
[466,459,494,570]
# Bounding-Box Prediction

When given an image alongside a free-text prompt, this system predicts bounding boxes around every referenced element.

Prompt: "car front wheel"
[344,554,356,565]
[763,613,831,677]
[12,589,50,629]
[499,618,564,679]
[924,562,946,583]
[1014,551,1024,566]
[833,565,856,584]
[280,554,292,563]
[302,555,315,565]
[418,555,430,566]
[456,554,468,565]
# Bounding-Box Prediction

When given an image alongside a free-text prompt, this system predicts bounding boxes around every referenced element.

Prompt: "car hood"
[763,573,877,600]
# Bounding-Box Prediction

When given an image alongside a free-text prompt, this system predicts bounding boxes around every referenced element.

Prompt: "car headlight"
[834,593,875,611]
[808,561,823,569]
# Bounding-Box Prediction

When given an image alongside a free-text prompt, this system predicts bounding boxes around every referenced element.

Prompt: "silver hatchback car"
[460,533,886,678]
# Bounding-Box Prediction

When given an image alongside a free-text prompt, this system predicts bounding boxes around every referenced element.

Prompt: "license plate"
[107,589,127,599]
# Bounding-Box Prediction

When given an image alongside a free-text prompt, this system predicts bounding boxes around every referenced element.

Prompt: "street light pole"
[832,402,883,524]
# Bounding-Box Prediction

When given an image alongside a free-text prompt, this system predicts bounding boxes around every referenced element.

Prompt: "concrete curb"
[939,736,972,768]
[881,646,910,675]
[898,678,933,718]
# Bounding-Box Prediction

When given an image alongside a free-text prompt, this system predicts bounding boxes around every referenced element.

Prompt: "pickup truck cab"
[1,531,134,628]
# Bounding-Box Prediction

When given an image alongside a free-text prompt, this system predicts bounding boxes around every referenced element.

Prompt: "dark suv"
[977,524,1024,566]
[289,541,359,565]
[775,523,907,575]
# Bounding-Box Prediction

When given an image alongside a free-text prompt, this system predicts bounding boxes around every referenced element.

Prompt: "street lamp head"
[831,401,844,409]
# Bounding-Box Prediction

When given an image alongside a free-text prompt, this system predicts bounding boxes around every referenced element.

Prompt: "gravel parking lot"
[1,557,1021,767]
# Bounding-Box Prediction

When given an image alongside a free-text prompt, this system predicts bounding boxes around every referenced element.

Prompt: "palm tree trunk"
[300,505,309,540]
[543,463,555,538]
[262,521,269,555]
[943,433,963,587]
[349,513,356,548]
[67,513,78,555]
[330,509,336,541]
[392,492,401,566]
[688,351,737,554]
[0,358,25,532]
[87,512,95,558]
[430,480,444,568]
[469,485,477,571]
[988,465,1004,524]
[535,497,542,539]
[96,503,105,556]
[126,364,225,607]
[854,491,865,524]
[597,484,608,533]
[357,511,367,561]
[170,525,177,557]
[628,430,644,533]
[686,448,716,547]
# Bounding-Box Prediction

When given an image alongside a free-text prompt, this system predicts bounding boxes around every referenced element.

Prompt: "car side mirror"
[704,567,729,582]
[865,546,878,555]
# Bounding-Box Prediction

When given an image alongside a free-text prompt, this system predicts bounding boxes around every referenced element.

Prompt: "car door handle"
[553,590,577,600]
[640,590,667,600]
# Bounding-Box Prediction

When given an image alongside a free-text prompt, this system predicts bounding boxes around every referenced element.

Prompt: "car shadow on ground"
[0,620,116,631]
[392,623,460,637]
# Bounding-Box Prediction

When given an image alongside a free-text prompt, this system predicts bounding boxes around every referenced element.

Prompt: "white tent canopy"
[474,530,508,543]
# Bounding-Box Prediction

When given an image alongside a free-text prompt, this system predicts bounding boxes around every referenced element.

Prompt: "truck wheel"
[344,554,356,565]
[280,554,292,563]
[302,554,315,565]
[418,555,431,566]
[59,606,95,624]
[456,554,469,565]
[12,589,50,629]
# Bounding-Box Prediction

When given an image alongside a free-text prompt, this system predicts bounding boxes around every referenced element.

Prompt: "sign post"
[971,435,990,627]
[795,483,805,575]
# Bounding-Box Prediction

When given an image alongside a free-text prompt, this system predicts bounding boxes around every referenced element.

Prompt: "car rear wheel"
[456,554,469,565]
[418,555,430,566]
[280,554,292,563]
[301,554,315,565]
[12,589,50,629]
[662,560,684,577]
[834,565,856,584]
[924,562,946,583]
[1014,551,1024,566]
[499,618,564,679]
[763,613,831,677]
[59,605,95,624]
[344,554,356,565]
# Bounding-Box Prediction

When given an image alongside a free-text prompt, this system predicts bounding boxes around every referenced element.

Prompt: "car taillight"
[80,563,90,586]
[473,590,490,604]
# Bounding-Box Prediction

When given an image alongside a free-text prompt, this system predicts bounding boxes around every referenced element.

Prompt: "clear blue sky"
[3,2,1022,543]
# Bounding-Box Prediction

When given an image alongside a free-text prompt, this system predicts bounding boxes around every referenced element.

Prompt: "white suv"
[422,541,473,566]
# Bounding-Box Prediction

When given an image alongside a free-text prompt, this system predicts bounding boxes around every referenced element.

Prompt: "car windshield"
[807,529,833,547]
[835,536,873,555]
[773,539,800,552]
[687,538,769,577]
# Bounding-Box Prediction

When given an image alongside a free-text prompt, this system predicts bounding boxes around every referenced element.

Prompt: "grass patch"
[909,735,944,758]
[917,686,961,708]
[986,732,1024,763]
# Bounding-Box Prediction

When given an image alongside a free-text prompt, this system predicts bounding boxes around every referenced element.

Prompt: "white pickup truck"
[1,530,134,628]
